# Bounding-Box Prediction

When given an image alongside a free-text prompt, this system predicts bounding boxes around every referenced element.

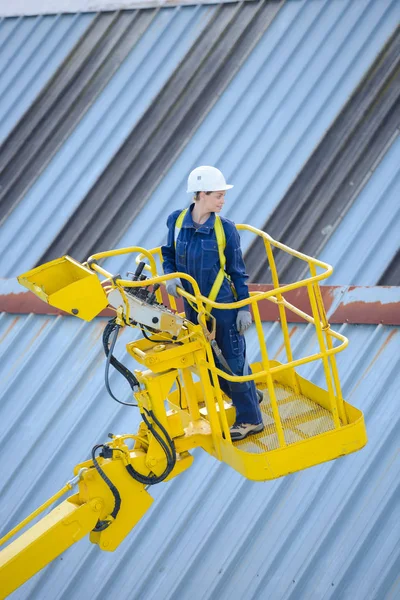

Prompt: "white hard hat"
[187,165,233,193]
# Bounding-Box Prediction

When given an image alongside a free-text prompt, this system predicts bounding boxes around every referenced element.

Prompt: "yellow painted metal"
[0,481,75,548]
[251,300,286,448]
[212,360,367,481]
[74,457,154,551]
[5,223,368,595]
[312,275,348,425]
[218,400,367,481]
[15,228,365,478]
[18,256,108,320]
[162,451,194,481]
[263,238,299,394]
[128,336,204,373]
[180,368,200,419]
[0,497,101,598]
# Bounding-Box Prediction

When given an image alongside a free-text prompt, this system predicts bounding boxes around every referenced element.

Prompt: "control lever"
[126,261,146,281]
[148,284,161,305]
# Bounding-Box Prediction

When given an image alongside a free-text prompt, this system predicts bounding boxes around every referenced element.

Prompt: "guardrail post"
[263,238,300,394]
[252,300,286,448]
[307,277,340,429]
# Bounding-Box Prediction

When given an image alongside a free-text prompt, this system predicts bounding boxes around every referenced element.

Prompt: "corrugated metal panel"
[1,3,399,597]
[0,10,160,225]
[318,134,400,285]
[0,0,263,18]
[245,25,400,285]
[1,0,399,280]
[0,13,95,143]
[379,248,400,286]
[38,0,284,265]
[0,313,398,599]
[0,5,214,277]
[103,0,400,279]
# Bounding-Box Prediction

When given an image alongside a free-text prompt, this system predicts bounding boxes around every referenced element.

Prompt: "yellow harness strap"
[175,209,227,314]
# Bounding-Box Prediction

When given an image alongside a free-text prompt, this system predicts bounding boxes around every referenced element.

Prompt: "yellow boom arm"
[0,442,165,598]
[0,498,100,598]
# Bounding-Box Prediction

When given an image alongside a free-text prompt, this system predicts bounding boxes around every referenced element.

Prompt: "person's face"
[199,190,226,213]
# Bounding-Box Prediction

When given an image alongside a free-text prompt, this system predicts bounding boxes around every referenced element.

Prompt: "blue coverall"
[161,204,262,426]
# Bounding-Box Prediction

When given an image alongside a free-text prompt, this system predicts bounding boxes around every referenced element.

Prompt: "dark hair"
[194,191,212,201]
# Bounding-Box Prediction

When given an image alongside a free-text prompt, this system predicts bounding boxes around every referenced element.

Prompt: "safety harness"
[174,208,230,315]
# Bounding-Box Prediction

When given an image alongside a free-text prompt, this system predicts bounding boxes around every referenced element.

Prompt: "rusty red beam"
[250,284,400,325]
[1,282,399,325]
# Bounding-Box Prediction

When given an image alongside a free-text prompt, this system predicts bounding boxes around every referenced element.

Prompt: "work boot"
[230,422,264,441]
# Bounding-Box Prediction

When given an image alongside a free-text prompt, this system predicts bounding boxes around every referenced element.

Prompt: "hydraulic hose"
[102,318,176,485]
[91,444,122,531]
[125,408,176,486]
[103,318,139,406]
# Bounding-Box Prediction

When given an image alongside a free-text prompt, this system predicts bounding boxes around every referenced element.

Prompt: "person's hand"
[166,278,181,298]
[236,309,252,335]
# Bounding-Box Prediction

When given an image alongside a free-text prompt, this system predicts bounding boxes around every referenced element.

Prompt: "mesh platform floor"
[236,384,336,454]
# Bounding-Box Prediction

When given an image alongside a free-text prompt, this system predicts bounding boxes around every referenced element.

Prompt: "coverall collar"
[181,203,216,233]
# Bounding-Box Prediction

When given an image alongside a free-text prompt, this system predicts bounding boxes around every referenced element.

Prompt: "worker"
[161,166,264,441]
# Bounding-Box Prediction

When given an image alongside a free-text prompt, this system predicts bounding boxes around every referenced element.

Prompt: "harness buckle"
[198,312,216,342]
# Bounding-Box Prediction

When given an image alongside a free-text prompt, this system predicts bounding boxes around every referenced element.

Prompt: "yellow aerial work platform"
[0,225,367,597]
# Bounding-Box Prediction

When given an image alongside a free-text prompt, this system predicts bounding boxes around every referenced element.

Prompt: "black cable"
[140,325,174,344]
[176,377,183,410]
[142,408,176,483]
[104,319,140,390]
[105,319,141,391]
[101,320,177,486]
[103,319,138,407]
[142,408,175,467]
[125,408,176,486]
[91,444,121,531]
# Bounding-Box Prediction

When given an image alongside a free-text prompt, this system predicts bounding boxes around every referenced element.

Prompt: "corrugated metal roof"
[379,248,400,286]
[0,313,398,599]
[245,25,400,285]
[0,0,399,280]
[0,0,258,19]
[105,0,400,279]
[0,10,163,225]
[0,3,399,596]
[0,13,95,143]
[0,5,213,277]
[319,134,400,285]
[37,0,284,265]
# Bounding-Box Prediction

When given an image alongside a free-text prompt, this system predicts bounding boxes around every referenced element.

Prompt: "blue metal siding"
[0,13,95,143]
[0,5,212,278]
[109,0,399,276]
[0,1,399,280]
[0,2,399,597]
[319,134,400,285]
[0,314,398,599]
